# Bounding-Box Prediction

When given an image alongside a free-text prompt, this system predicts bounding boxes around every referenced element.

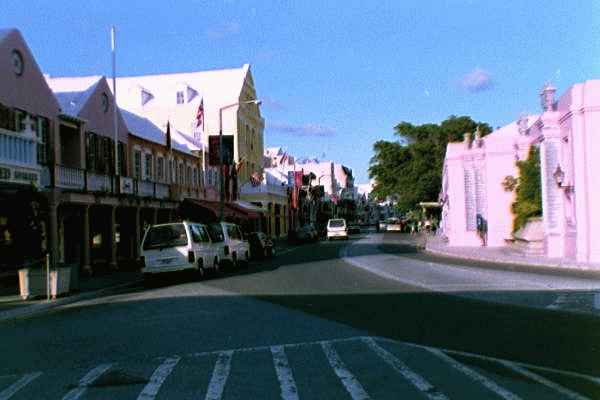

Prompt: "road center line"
[204,351,233,400]
[362,338,448,400]
[426,348,522,400]
[61,363,113,400]
[137,356,181,400]
[271,345,300,400]
[0,372,42,400]
[321,341,371,400]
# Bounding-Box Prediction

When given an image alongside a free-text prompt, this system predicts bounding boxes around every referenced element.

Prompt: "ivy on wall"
[511,146,542,233]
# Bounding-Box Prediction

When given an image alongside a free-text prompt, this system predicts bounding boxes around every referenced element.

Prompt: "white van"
[209,222,250,268]
[327,218,348,240]
[141,221,222,279]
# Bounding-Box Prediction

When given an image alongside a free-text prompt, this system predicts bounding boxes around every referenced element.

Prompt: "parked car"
[140,221,221,281]
[348,223,361,234]
[327,218,348,240]
[248,232,275,259]
[378,220,387,232]
[385,217,402,232]
[209,222,250,268]
[294,224,319,243]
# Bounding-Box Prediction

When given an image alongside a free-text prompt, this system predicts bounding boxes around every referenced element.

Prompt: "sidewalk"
[0,270,143,323]
[424,234,600,278]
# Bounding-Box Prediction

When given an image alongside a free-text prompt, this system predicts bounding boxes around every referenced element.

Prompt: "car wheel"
[196,259,204,280]
[213,257,221,275]
[231,253,238,269]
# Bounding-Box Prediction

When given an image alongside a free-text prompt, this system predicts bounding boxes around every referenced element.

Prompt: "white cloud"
[268,122,336,136]
[461,68,493,92]
[206,22,241,40]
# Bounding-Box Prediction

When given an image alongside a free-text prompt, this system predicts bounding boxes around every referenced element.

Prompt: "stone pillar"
[81,205,92,275]
[109,206,118,270]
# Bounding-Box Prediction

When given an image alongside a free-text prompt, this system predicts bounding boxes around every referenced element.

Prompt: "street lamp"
[219,99,261,221]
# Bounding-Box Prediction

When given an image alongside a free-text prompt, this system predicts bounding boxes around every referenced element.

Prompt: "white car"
[327,218,348,240]
[141,221,222,280]
[209,222,250,268]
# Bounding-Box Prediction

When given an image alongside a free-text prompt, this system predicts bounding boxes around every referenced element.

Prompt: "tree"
[369,115,492,213]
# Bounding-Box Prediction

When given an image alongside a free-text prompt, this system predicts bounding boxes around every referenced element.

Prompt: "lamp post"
[218,99,261,221]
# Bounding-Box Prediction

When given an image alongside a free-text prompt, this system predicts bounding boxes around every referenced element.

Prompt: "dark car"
[248,232,274,259]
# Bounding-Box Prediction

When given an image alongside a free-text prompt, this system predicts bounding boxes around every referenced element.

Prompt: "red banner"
[294,170,303,188]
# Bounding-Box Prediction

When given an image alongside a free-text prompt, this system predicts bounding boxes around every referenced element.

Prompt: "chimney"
[540,82,556,112]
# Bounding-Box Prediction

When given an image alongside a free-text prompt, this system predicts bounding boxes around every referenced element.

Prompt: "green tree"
[369,116,492,213]
[511,146,542,232]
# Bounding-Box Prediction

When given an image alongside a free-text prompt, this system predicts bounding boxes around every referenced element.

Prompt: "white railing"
[0,128,37,167]
[138,180,154,197]
[57,166,85,190]
[87,172,112,192]
[155,183,170,199]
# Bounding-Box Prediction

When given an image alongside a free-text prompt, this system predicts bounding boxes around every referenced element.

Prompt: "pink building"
[441,80,600,264]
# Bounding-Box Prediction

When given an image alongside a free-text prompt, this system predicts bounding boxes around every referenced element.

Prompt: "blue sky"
[2,1,599,184]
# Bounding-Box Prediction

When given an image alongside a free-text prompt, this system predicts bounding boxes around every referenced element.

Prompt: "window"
[187,166,192,186]
[227,225,241,240]
[157,157,164,181]
[176,91,184,104]
[141,89,154,106]
[192,168,197,187]
[144,153,153,181]
[190,224,210,243]
[133,150,142,179]
[117,142,125,175]
[36,117,49,165]
[11,49,24,76]
[179,163,184,185]
[86,132,98,171]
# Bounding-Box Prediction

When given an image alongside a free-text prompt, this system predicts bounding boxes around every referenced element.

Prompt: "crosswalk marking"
[137,356,181,400]
[363,337,448,400]
[61,363,113,400]
[321,341,371,400]
[204,351,233,400]
[426,348,522,400]
[271,345,299,400]
[0,372,42,400]
[498,360,590,400]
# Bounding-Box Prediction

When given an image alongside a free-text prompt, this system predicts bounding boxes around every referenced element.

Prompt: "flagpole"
[111,26,119,176]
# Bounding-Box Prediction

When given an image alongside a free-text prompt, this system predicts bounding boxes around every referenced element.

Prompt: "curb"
[0,279,143,323]
[424,246,600,280]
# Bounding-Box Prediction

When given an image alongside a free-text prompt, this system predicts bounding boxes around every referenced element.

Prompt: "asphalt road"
[2,232,600,399]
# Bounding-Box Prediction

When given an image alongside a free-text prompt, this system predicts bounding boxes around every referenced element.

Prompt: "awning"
[180,199,260,223]
[228,201,263,219]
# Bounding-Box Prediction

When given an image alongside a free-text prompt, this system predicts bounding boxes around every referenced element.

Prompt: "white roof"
[52,80,101,116]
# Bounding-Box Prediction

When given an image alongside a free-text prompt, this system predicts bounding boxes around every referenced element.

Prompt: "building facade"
[441,80,600,264]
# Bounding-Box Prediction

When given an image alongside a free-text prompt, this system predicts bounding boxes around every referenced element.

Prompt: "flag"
[294,170,303,188]
[280,152,288,165]
[166,120,172,151]
[195,99,204,128]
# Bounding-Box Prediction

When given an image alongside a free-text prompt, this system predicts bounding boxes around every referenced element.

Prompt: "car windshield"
[143,224,188,250]
[328,219,345,228]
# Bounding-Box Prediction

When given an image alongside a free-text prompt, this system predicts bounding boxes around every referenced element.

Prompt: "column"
[109,206,118,270]
[81,205,91,275]
[134,207,141,260]
[48,198,59,269]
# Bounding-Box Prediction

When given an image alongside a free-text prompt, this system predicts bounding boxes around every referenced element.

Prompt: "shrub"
[511,146,542,233]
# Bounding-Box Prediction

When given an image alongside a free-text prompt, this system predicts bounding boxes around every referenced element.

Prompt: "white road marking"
[426,348,522,400]
[62,363,113,400]
[0,372,42,400]
[321,341,371,400]
[363,338,448,400]
[204,351,233,400]
[498,360,590,400]
[271,345,299,400]
[137,356,181,400]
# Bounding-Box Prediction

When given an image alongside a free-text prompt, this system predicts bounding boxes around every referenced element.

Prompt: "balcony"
[56,166,85,190]
[241,182,287,197]
[87,172,112,192]
[0,127,41,186]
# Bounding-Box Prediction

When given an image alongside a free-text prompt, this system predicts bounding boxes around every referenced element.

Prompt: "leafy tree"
[511,146,542,232]
[369,115,492,213]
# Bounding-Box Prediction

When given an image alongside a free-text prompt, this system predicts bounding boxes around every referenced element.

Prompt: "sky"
[2,1,599,184]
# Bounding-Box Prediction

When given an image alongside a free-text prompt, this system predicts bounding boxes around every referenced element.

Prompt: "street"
[2,232,600,399]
